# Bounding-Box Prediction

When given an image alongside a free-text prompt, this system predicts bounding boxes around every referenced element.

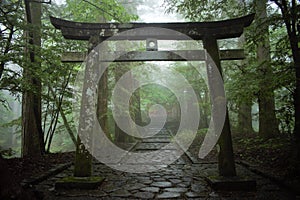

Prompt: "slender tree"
[270,0,300,173]
[236,34,255,134]
[22,0,44,157]
[255,0,280,138]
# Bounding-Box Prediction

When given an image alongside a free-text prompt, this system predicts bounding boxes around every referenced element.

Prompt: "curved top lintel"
[50,14,255,40]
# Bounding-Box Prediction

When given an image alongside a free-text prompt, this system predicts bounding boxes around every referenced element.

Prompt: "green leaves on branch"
[63,0,138,22]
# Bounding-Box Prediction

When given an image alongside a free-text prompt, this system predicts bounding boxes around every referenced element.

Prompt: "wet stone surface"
[140,186,160,193]
[164,187,188,193]
[35,129,297,199]
[133,191,155,199]
[110,189,131,197]
[157,191,181,199]
[151,181,173,188]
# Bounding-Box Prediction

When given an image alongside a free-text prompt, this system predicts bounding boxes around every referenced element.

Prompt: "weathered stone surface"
[140,187,160,193]
[209,191,219,197]
[151,181,172,188]
[191,183,206,193]
[183,177,192,182]
[133,192,155,199]
[32,129,296,199]
[50,14,255,40]
[101,183,119,193]
[136,176,151,181]
[153,177,166,182]
[110,189,131,197]
[164,187,188,193]
[143,138,170,143]
[135,143,169,150]
[185,191,207,198]
[140,179,153,185]
[125,183,146,191]
[169,179,182,184]
[62,50,244,62]
[157,192,181,199]
[176,182,190,188]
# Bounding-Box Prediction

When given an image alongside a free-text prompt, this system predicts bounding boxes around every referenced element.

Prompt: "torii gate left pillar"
[73,35,102,177]
[55,35,105,189]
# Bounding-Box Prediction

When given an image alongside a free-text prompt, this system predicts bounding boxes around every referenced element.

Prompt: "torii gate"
[51,14,255,189]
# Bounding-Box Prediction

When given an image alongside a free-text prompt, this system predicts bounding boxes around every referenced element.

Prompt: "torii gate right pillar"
[203,36,236,177]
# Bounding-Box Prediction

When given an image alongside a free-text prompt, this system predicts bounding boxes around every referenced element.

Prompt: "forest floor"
[2,131,299,198]
[188,131,300,195]
[5,152,75,185]
[233,133,295,179]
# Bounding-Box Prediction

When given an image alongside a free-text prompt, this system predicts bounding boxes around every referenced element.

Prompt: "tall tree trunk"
[293,43,300,174]
[237,34,254,134]
[255,0,279,138]
[286,0,300,176]
[271,0,300,174]
[198,89,209,129]
[22,0,44,157]
[237,100,254,134]
[133,83,142,125]
[113,63,136,143]
[114,64,127,142]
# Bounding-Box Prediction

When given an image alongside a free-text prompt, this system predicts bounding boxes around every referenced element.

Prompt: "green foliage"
[197,128,209,135]
[164,0,253,21]
[0,0,138,154]
[0,0,297,156]
[164,0,296,135]
[138,84,176,109]
[42,0,138,151]
[0,0,25,97]
[0,92,21,157]
[41,0,138,150]
[62,0,138,22]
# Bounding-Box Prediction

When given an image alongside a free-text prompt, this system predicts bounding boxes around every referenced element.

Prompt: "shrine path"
[35,128,296,199]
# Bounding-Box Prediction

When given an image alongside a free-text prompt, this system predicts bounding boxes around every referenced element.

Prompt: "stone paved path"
[36,129,297,199]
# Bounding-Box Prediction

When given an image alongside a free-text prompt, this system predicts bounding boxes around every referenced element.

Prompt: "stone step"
[135,143,176,150]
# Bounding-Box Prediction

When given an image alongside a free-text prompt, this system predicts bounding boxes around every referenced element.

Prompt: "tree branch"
[0,25,15,80]
[82,0,123,22]
[291,0,297,34]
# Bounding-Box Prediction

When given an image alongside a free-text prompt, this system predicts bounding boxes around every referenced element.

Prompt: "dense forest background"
[0,0,299,181]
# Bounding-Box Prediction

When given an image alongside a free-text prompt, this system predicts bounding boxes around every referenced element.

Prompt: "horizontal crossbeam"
[50,14,255,41]
[61,49,245,62]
